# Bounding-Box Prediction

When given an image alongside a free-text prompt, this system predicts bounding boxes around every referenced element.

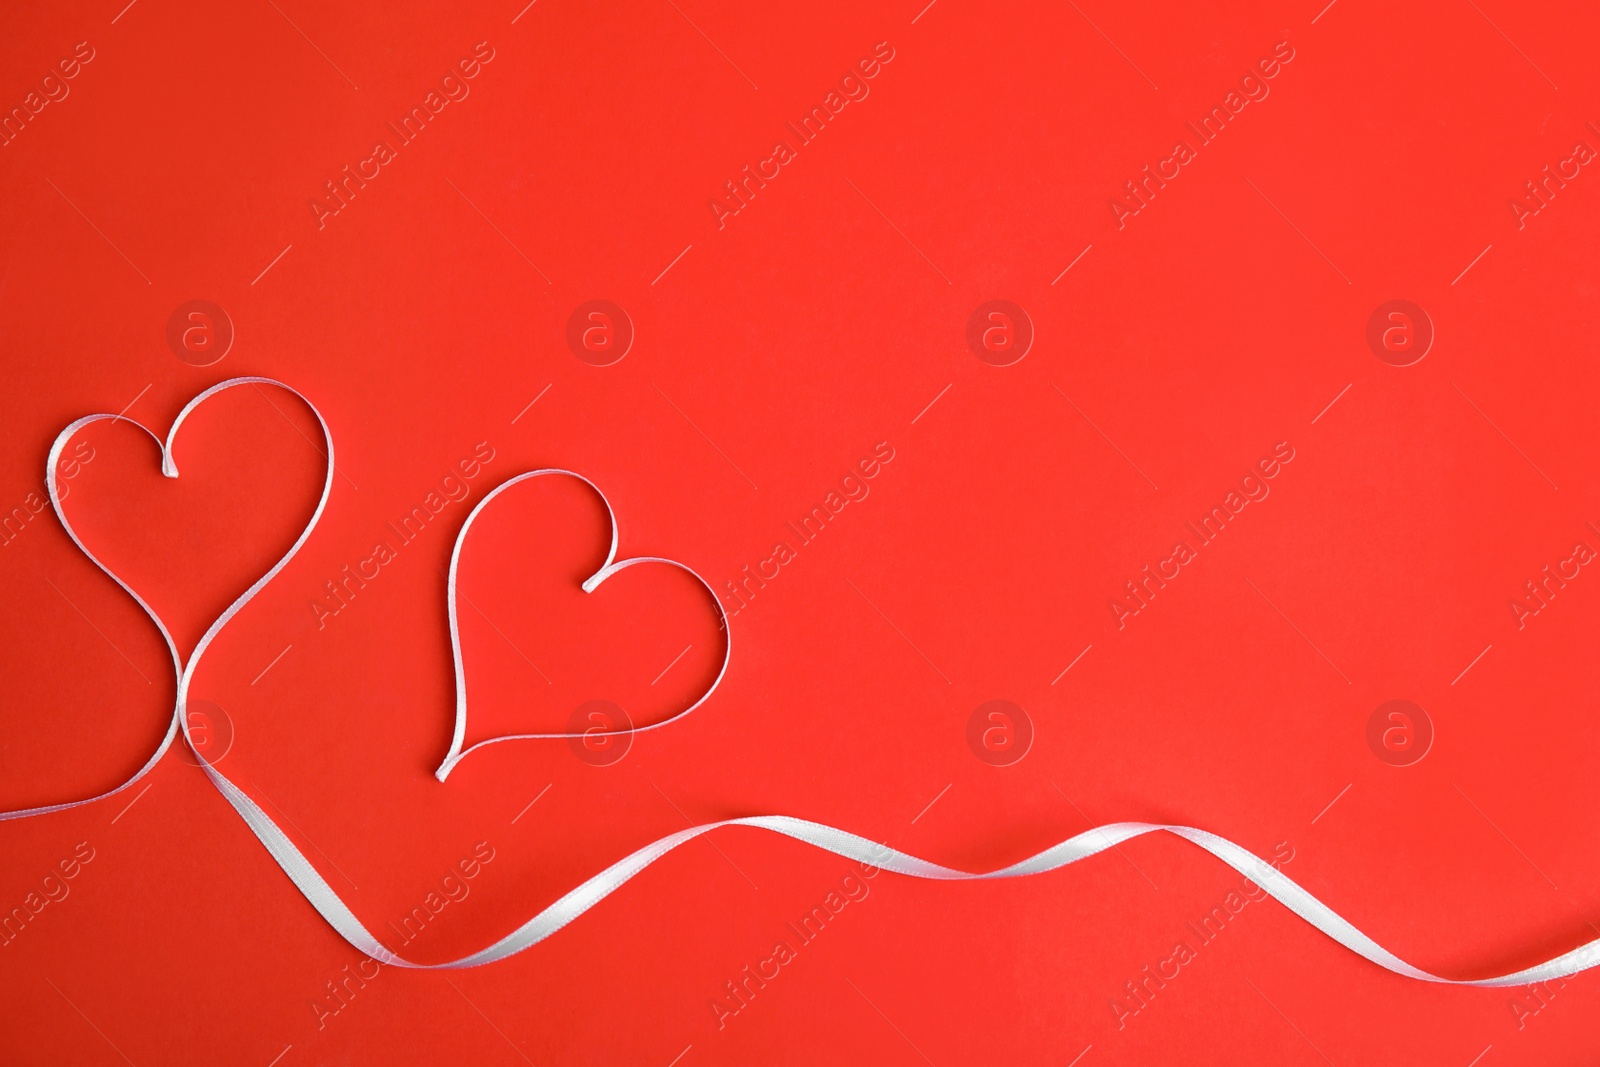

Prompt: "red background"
[3,0,1600,1063]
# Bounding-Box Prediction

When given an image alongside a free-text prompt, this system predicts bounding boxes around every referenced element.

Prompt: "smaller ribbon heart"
[433,469,731,781]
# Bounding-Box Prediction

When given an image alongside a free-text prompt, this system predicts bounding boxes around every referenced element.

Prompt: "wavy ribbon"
[6,376,1599,986]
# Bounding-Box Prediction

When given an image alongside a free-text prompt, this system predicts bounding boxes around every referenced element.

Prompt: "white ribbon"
[435,469,732,782]
[8,376,1600,986]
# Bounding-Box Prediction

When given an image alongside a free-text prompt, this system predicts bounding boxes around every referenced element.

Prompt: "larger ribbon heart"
[1,377,335,821]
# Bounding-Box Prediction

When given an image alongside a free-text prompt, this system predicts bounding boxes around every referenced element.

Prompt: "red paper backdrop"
[3,0,1599,1063]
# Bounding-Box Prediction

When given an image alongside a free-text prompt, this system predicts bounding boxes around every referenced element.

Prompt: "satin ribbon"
[7,376,1600,986]
[435,469,732,781]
